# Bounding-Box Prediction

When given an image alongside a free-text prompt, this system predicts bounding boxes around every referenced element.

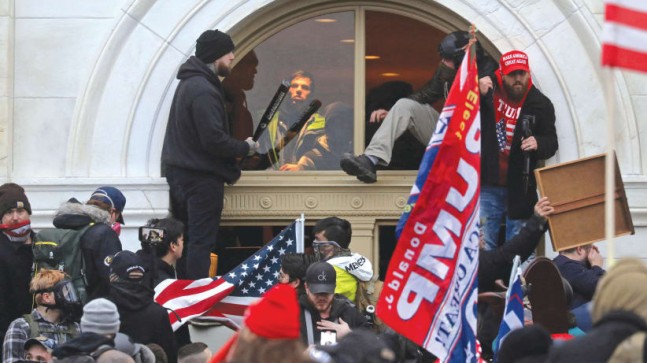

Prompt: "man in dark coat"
[51,187,125,300]
[479,50,558,250]
[299,262,369,346]
[107,251,177,363]
[0,183,35,358]
[161,29,258,279]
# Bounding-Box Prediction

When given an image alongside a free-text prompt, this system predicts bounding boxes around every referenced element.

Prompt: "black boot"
[340,153,377,183]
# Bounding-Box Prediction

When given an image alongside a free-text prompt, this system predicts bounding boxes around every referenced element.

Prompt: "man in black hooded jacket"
[161,29,259,279]
[107,251,177,363]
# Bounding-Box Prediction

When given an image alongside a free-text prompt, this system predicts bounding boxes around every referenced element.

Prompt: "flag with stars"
[154,218,304,331]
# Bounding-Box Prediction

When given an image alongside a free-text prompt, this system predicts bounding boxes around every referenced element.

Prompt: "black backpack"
[32,225,93,303]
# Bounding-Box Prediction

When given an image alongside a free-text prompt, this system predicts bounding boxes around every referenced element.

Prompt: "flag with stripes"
[602,0,647,73]
[154,218,304,331]
[378,38,480,362]
[493,256,524,357]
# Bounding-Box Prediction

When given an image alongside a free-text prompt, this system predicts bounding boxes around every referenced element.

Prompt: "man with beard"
[261,70,326,169]
[162,29,259,279]
[0,184,35,358]
[298,262,369,346]
[479,50,558,251]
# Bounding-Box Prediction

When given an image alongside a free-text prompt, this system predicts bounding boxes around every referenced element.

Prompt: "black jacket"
[0,232,34,349]
[481,79,558,219]
[108,282,177,363]
[299,293,369,345]
[53,201,122,300]
[136,250,177,290]
[548,310,647,362]
[53,332,114,359]
[479,214,547,292]
[161,56,249,183]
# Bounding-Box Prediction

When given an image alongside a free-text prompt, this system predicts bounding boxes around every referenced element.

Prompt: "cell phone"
[320,331,337,346]
[139,226,166,245]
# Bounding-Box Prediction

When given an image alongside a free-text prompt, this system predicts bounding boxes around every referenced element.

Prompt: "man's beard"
[281,99,307,128]
[503,79,528,103]
[217,62,231,77]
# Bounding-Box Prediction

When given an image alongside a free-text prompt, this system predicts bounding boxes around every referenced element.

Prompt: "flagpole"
[297,213,305,253]
[604,67,616,267]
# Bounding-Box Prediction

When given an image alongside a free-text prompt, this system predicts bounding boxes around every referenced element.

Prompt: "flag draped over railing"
[154,218,304,331]
[377,36,481,362]
[601,0,647,73]
[493,256,524,359]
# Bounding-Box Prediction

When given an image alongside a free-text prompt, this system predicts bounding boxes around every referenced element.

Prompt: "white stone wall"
[0,0,645,257]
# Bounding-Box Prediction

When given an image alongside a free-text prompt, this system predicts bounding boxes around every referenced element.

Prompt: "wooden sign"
[534,153,634,251]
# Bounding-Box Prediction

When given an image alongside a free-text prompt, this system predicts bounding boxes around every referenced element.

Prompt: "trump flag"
[493,256,524,356]
[154,218,304,330]
[601,0,647,73]
[377,39,481,362]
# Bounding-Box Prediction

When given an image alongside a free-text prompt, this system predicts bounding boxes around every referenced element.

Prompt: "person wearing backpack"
[311,217,374,302]
[2,269,81,363]
[0,183,35,359]
[37,187,125,302]
[53,298,154,363]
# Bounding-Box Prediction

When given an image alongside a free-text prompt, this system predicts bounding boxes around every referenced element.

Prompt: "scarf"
[0,219,32,243]
[493,69,532,184]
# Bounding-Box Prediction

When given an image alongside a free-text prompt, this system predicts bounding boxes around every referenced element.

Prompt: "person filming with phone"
[298,262,369,347]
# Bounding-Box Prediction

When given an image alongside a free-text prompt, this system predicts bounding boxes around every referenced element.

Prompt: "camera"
[139,226,166,246]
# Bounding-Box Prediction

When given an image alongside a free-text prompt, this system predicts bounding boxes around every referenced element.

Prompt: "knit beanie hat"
[81,298,121,335]
[0,183,32,216]
[244,283,300,339]
[591,258,647,324]
[195,29,235,64]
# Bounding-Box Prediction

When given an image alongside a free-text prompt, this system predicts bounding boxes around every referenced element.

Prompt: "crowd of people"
[0,25,642,363]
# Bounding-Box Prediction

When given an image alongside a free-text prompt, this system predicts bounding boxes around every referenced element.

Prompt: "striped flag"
[154,218,304,331]
[378,37,481,362]
[601,0,647,73]
[493,256,524,357]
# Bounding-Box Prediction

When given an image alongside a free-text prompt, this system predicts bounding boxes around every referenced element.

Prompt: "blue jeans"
[480,186,527,251]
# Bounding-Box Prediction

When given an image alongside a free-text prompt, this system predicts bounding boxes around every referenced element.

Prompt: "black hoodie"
[161,56,249,183]
[108,282,177,363]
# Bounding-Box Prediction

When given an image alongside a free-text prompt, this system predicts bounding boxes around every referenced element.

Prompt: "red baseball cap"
[500,50,530,75]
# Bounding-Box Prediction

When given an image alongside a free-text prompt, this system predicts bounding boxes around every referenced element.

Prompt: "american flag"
[154,218,304,331]
[602,0,647,73]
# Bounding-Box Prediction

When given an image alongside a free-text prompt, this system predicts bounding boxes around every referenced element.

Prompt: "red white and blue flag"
[154,218,304,331]
[602,0,647,73]
[378,38,481,362]
[493,256,524,357]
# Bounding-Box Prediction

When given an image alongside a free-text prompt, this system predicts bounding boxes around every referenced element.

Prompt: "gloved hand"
[245,137,260,156]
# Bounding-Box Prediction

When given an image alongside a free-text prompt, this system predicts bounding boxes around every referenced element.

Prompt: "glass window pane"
[229,11,355,172]
[364,11,447,170]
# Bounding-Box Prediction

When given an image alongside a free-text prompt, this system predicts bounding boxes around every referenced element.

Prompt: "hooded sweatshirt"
[327,252,373,301]
[108,282,177,363]
[161,56,249,183]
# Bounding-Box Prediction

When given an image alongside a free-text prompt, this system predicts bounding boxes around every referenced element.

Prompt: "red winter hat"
[244,283,300,339]
[500,50,530,75]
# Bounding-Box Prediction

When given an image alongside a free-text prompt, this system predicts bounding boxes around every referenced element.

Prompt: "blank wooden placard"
[534,153,634,251]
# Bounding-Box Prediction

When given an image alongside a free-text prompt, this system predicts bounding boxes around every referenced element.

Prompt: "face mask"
[312,240,342,261]
[111,222,121,236]
[34,279,83,321]
[0,219,32,243]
